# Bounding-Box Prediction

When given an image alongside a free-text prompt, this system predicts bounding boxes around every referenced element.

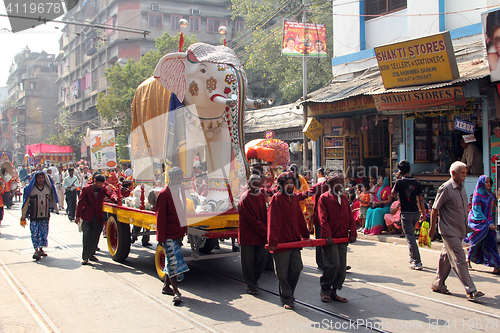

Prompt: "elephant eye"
[200,69,206,73]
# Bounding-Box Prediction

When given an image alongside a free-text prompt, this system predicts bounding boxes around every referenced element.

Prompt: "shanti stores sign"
[374,31,459,89]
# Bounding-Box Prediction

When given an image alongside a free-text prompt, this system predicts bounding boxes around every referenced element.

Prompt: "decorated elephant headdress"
[153,42,249,179]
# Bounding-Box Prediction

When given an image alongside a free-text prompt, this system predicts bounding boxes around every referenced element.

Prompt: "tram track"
[49,232,388,333]
[302,265,500,320]
[48,235,220,333]
[0,257,62,333]
[188,261,390,333]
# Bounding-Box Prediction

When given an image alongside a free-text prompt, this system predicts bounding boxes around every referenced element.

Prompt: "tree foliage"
[230,0,333,104]
[96,32,198,160]
[45,108,84,160]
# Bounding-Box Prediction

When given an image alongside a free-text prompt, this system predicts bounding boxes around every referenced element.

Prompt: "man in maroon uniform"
[76,174,114,265]
[156,167,189,305]
[318,172,357,303]
[239,174,268,295]
[267,172,310,310]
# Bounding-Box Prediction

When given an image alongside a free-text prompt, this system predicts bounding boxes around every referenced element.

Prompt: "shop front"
[372,83,489,201]
[306,94,398,182]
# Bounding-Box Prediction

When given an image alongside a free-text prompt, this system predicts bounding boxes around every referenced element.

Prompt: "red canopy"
[26,144,74,155]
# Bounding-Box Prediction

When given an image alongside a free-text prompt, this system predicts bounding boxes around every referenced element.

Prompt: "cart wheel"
[196,237,218,254]
[106,215,131,262]
[155,245,166,281]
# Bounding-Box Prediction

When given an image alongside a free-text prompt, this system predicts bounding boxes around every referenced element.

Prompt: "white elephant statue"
[151,42,269,211]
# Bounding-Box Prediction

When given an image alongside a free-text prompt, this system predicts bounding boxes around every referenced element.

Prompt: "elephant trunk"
[245,98,274,109]
[211,94,237,107]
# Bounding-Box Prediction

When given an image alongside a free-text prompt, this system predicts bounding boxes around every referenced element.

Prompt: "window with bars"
[189,16,200,31]
[148,13,163,28]
[171,15,182,30]
[234,20,244,34]
[365,0,406,20]
[207,18,227,33]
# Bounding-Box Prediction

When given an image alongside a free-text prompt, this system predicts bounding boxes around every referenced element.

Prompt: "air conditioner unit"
[191,9,200,15]
[151,3,159,11]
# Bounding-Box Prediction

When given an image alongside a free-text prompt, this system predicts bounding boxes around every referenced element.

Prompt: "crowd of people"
[14,157,500,308]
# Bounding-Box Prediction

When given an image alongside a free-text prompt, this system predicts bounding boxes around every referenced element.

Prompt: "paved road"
[1,201,499,333]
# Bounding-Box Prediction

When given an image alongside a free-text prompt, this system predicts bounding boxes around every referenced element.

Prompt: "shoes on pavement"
[38,249,48,257]
[81,259,89,265]
[89,256,99,262]
[467,291,485,301]
[410,262,423,270]
[32,252,41,260]
[247,289,258,295]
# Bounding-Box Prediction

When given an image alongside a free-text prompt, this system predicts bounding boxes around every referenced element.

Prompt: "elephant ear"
[153,53,187,102]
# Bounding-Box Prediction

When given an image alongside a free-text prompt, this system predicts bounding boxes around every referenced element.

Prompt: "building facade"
[3,48,59,164]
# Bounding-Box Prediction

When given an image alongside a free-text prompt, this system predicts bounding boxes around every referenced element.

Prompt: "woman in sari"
[364,176,392,235]
[467,176,500,274]
[351,185,362,229]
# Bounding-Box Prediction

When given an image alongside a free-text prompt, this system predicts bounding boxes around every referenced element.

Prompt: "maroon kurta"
[238,190,268,245]
[76,183,113,223]
[267,192,309,253]
[318,192,357,239]
[156,186,187,242]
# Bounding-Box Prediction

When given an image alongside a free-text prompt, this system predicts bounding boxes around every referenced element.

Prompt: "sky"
[0,4,63,87]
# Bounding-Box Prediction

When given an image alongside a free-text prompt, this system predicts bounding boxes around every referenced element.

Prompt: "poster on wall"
[282,21,327,57]
[490,123,500,194]
[89,130,117,170]
[482,8,500,82]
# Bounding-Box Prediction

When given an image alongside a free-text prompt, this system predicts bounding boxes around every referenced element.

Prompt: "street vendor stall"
[25,144,75,165]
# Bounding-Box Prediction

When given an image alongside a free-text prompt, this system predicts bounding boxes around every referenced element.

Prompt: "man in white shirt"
[124,164,133,177]
[63,168,80,221]
[53,165,65,210]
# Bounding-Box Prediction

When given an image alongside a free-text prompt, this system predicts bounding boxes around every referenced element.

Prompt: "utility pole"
[302,0,308,172]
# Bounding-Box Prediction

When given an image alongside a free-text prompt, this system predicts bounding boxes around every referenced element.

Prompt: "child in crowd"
[358,184,370,231]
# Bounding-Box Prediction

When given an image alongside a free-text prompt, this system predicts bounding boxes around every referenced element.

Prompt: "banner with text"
[282,21,327,57]
[372,87,465,114]
[90,130,117,170]
[374,31,459,89]
[307,96,376,116]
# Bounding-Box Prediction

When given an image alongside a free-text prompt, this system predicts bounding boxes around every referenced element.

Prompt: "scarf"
[468,175,494,227]
[377,177,390,201]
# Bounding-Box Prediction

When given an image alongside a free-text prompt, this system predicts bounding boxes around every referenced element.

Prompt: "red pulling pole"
[265,238,349,250]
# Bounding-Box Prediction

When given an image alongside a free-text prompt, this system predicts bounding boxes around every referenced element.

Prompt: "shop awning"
[26,143,74,155]
[303,60,489,105]
[244,103,303,134]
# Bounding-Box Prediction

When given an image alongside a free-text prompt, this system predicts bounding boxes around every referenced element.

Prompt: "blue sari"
[364,177,391,235]
[467,175,500,269]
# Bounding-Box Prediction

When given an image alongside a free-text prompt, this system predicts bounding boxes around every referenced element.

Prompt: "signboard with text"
[374,31,459,89]
[89,130,117,170]
[303,117,324,141]
[307,96,376,117]
[454,118,475,134]
[372,87,465,113]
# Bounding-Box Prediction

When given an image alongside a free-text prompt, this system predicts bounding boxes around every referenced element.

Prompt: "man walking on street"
[392,160,426,270]
[430,161,484,301]
[53,165,65,211]
[76,174,114,265]
[64,168,80,221]
[267,172,310,310]
[20,171,59,260]
[238,174,268,295]
[317,172,357,303]
[156,167,189,306]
